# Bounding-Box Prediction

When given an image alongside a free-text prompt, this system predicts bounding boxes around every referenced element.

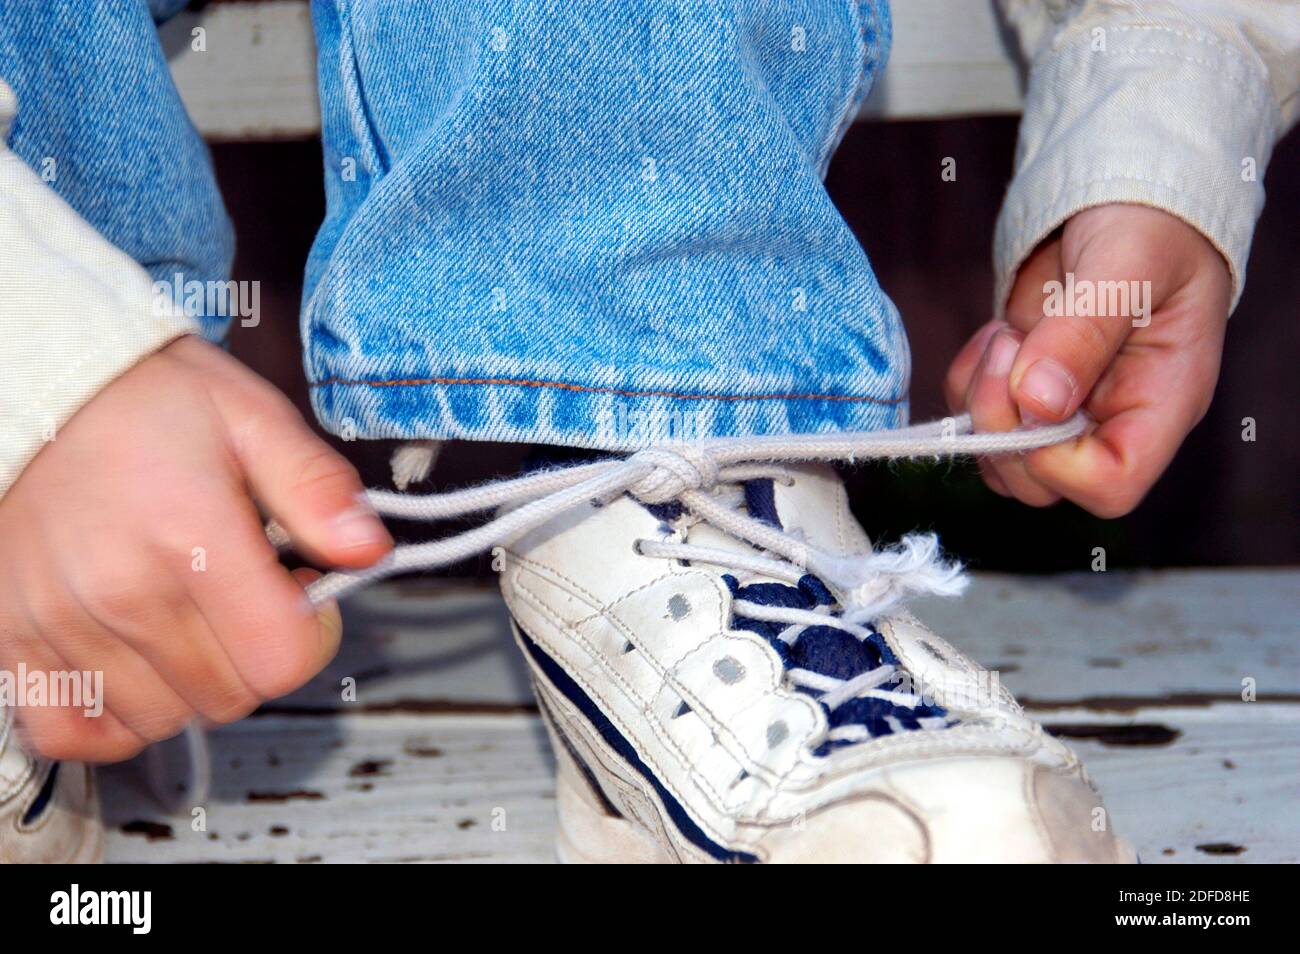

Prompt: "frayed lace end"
[391,440,443,491]
[812,533,968,620]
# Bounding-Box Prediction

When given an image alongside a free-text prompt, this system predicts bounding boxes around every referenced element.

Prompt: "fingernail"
[316,603,343,642]
[333,504,391,551]
[1019,359,1076,418]
[985,332,1019,378]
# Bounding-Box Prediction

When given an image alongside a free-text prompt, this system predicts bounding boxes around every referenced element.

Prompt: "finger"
[1003,233,1065,336]
[140,594,262,726]
[1008,218,1184,424]
[1021,347,1212,518]
[966,327,1060,507]
[189,502,345,701]
[1009,305,1134,424]
[292,567,343,673]
[1021,406,1174,518]
[944,322,1016,498]
[127,507,267,725]
[20,565,196,748]
[944,320,1004,413]
[979,460,1012,498]
[221,391,391,568]
[0,608,148,763]
[11,693,148,764]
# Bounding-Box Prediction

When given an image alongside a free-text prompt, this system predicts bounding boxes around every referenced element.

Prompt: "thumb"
[1009,262,1145,423]
[290,567,344,671]
[231,400,392,568]
[1008,205,1193,423]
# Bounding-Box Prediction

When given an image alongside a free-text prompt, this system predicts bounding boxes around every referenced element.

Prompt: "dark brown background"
[215,116,1299,575]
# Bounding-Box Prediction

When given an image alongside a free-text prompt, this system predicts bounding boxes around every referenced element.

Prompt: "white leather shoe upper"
[0,704,103,864]
[500,463,1132,863]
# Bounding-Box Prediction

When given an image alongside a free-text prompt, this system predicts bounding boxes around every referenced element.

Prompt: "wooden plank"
[101,703,1297,863]
[162,0,1025,141]
[912,568,1300,707]
[163,1,321,141]
[1038,705,1300,864]
[860,0,1024,118]
[278,582,534,712]
[103,715,557,864]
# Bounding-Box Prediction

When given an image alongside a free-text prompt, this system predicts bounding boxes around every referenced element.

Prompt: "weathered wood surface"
[105,715,557,864]
[102,570,1299,863]
[162,0,1025,141]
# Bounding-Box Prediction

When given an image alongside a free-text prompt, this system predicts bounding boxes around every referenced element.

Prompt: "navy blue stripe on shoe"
[516,623,758,864]
[21,762,59,827]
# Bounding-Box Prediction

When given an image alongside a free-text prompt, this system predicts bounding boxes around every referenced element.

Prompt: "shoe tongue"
[769,463,874,556]
[722,571,890,672]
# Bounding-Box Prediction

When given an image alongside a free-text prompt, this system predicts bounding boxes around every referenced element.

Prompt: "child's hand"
[0,336,392,761]
[945,204,1232,517]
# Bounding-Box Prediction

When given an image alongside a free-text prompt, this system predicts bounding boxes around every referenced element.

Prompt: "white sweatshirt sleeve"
[0,79,196,497]
[993,0,1300,315]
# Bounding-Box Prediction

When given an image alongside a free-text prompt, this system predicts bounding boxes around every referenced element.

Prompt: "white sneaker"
[309,413,1132,863]
[497,463,1136,863]
[0,704,103,863]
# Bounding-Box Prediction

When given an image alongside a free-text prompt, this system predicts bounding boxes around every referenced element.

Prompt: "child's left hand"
[945,203,1233,517]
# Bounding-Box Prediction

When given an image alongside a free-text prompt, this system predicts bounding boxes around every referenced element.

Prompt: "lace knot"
[627,446,720,504]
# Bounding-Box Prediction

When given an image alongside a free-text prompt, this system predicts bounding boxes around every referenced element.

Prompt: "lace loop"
[628,445,720,503]
[296,412,1087,605]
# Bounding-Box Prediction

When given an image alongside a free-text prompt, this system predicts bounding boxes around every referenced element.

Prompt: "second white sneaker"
[1,703,103,863]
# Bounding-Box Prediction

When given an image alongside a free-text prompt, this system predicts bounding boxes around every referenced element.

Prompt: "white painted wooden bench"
[102,570,1300,863]
[107,3,1295,864]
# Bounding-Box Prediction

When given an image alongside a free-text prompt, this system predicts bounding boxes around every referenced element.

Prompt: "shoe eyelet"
[766,721,789,747]
[712,656,745,684]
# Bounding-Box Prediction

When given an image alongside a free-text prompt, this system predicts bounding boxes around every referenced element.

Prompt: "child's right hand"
[0,335,392,762]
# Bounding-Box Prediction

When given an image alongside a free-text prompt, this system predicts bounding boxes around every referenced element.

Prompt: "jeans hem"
[310,378,910,450]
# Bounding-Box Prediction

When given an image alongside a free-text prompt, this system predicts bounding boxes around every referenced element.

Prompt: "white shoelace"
[158,412,1085,810]
[304,412,1087,606]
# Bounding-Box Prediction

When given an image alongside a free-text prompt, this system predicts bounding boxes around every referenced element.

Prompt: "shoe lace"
[157,413,1085,808]
[304,412,1086,605]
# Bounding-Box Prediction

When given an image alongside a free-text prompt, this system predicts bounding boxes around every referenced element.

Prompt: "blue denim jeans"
[0,0,234,335]
[7,1,907,450]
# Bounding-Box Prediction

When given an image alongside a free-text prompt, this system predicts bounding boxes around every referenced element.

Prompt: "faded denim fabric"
[307,0,908,449]
[0,0,235,339]
[4,2,907,450]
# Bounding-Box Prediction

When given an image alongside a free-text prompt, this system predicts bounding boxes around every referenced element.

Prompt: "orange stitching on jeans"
[311,374,906,405]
